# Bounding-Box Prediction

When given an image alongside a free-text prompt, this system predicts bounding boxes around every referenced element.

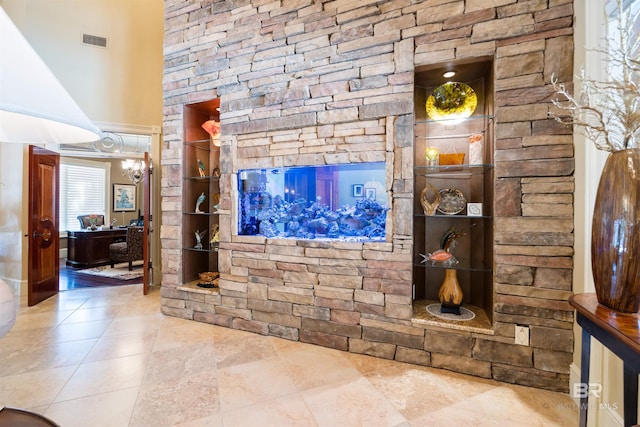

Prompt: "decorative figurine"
[425,146,439,166]
[420,183,440,216]
[197,159,206,177]
[209,224,220,250]
[468,133,484,165]
[419,226,467,315]
[194,229,207,249]
[195,192,206,213]
[198,271,219,288]
[437,226,465,314]
[212,167,221,178]
[202,120,221,147]
[211,193,220,213]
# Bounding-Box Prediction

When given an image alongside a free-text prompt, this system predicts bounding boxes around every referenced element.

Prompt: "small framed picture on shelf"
[365,188,376,200]
[352,184,364,198]
[113,184,136,212]
[467,202,483,217]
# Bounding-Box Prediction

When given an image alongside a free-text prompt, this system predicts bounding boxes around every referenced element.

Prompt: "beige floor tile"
[279,346,362,391]
[152,318,215,352]
[55,353,149,401]
[78,294,139,308]
[418,385,577,427]
[211,328,279,368]
[2,283,578,427]
[344,351,410,375]
[144,343,217,383]
[0,339,96,376]
[45,386,140,427]
[11,310,74,331]
[0,327,57,352]
[57,289,100,300]
[24,297,87,314]
[129,367,220,426]
[61,305,122,324]
[117,298,162,317]
[366,363,497,419]
[464,385,578,426]
[222,394,319,427]
[0,366,77,408]
[175,413,224,427]
[49,319,112,342]
[302,376,408,427]
[83,330,158,363]
[102,312,165,337]
[217,357,298,411]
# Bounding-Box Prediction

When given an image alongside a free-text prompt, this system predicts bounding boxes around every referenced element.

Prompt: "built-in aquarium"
[238,162,388,241]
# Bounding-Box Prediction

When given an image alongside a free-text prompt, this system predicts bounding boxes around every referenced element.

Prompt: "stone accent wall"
[161,0,575,392]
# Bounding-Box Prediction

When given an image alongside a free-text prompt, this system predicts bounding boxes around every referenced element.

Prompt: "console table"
[66,228,127,268]
[569,293,639,427]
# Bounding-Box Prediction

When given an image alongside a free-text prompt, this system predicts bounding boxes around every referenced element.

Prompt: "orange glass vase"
[591,148,640,313]
[438,268,463,314]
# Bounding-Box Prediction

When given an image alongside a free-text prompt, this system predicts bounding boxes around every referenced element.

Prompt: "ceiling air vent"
[82,33,107,48]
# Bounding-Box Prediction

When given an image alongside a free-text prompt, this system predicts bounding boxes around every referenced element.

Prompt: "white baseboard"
[569,362,624,426]
[570,362,581,406]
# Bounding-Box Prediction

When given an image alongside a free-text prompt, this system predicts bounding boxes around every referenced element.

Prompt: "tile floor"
[0,284,579,426]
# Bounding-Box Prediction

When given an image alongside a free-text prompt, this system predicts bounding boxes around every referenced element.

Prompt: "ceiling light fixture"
[443,71,456,78]
[122,159,146,184]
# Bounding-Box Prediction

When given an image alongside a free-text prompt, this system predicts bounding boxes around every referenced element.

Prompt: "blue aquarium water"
[238,162,388,241]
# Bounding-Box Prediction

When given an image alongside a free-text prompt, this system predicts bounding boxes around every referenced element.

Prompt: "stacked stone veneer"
[161,0,575,392]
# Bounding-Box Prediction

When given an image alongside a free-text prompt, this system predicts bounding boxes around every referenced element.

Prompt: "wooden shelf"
[182,99,221,284]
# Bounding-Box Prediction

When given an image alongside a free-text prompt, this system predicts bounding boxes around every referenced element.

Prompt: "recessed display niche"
[238,162,388,241]
[413,59,495,331]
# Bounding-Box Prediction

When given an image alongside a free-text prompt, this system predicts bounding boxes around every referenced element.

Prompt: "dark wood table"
[66,228,127,268]
[569,293,640,427]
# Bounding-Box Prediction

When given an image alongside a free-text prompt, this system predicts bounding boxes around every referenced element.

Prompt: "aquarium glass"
[238,162,388,241]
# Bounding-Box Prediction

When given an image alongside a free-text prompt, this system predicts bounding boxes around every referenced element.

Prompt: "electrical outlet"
[515,325,529,346]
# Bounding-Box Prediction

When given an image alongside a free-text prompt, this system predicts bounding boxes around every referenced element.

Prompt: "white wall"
[572,1,634,425]
[0,0,163,287]
[1,0,163,126]
[0,143,27,293]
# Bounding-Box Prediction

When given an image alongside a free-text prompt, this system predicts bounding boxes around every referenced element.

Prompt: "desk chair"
[108,226,144,270]
[77,214,105,229]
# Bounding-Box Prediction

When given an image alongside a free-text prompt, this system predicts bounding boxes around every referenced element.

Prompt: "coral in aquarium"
[240,192,388,241]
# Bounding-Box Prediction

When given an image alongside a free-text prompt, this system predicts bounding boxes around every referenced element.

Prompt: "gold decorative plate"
[436,188,467,215]
[426,82,477,122]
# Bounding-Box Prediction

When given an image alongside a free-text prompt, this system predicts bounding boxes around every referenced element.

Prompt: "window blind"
[60,158,110,231]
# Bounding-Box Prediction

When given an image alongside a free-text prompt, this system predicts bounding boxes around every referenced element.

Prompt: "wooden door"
[28,145,60,306]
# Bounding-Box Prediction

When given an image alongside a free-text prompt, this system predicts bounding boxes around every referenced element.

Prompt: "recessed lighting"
[443,71,456,78]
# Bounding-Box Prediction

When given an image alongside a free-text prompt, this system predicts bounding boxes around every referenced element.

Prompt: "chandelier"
[122,159,146,184]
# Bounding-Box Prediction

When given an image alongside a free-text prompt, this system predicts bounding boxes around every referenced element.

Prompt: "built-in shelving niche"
[412,58,495,333]
[182,99,221,287]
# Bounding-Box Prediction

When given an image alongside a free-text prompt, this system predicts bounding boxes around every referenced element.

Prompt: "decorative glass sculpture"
[426,82,477,122]
[201,120,221,147]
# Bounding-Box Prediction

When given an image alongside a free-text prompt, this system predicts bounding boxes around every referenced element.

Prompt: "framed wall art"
[365,188,376,199]
[352,184,364,198]
[113,184,136,212]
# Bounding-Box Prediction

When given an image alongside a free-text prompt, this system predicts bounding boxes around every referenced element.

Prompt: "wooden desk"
[66,228,127,268]
[569,293,640,427]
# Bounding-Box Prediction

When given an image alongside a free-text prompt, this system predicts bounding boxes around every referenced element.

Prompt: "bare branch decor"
[550,0,640,152]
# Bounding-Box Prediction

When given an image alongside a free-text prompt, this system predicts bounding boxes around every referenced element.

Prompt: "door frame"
[28,145,60,306]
